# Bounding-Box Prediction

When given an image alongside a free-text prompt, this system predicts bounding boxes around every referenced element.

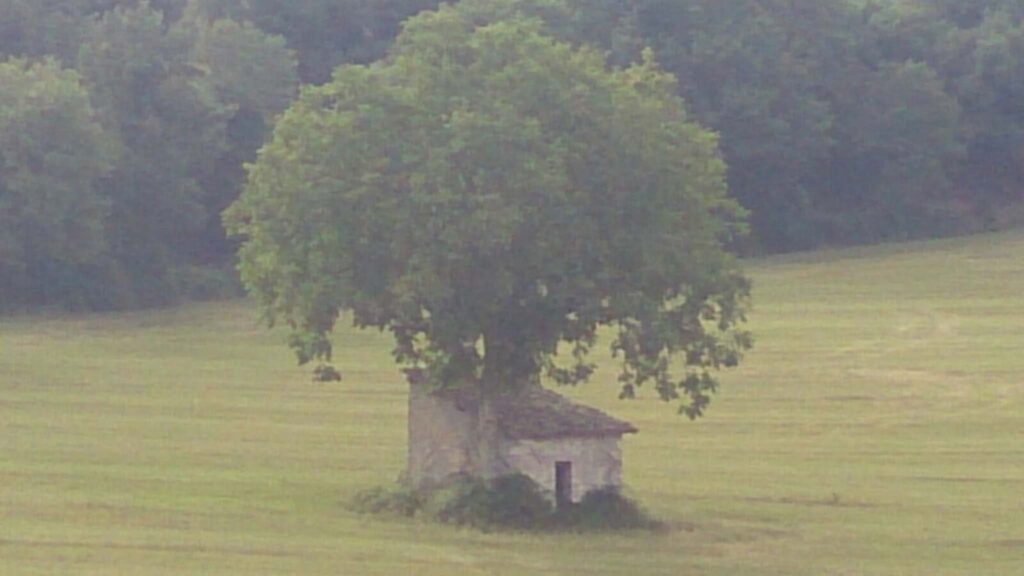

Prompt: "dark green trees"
[187,0,446,83]
[0,59,116,308]
[0,2,298,309]
[76,5,229,300]
[75,4,298,302]
[3,0,1024,311]
[581,0,968,248]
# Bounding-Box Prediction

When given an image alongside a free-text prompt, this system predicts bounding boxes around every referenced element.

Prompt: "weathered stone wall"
[407,385,478,488]
[408,385,628,499]
[500,437,623,502]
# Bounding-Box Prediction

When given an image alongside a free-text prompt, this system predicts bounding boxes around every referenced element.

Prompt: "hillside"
[2,231,1023,575]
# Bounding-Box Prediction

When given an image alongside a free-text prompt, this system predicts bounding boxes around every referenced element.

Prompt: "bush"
[418,475,491,526]
[473,474,554,530]
[349,485,421,517]
[352,477,659,532]
[419,474,553,530]
[553,487,660,531]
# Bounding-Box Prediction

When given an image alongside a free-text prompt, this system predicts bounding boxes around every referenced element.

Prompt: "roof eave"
[504,427,638,442]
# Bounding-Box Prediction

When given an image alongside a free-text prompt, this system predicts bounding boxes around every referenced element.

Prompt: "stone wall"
[500,437,623,502]
[407,385,478,488]
[408,385,627,500]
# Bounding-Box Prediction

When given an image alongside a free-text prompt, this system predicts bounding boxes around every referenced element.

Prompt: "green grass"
[3,230,1024,575]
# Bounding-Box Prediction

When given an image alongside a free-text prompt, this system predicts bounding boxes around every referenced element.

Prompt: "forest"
[1,0,1022,311]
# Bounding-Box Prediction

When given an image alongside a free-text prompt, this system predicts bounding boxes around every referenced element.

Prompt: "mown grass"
[2,230,1023,575]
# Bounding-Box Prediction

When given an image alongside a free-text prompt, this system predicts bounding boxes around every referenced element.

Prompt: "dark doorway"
[555,461,572,508]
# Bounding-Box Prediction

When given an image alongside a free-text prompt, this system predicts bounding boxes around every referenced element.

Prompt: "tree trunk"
[472,386,506,479]
[471,332,513,479]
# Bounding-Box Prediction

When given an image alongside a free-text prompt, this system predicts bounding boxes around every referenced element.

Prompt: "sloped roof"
[435,384,638,441]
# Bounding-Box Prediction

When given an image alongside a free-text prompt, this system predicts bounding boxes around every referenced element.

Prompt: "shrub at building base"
[349,475,659,532]
[551,487,662,532]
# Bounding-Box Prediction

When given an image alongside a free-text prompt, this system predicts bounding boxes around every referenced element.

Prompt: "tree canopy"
[0,1,298,309]
[225,6,752,420]
[0,58,116,308]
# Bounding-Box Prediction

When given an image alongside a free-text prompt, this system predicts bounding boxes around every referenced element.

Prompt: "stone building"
[408,383,637,504]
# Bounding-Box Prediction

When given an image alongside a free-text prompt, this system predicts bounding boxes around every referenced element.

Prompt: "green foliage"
[53,2,298,307]
[183,13,299,266]
[0,58,116,309]
[469,474,556,530]
[631,0,844,248]
[166,263,242,301]
[417,477,488,525]
[566,0,1019,249]
[227,7,751,417]
[354,476,658,532]
[189,0,445,83]
[412,475,554,530]
[825,60,964,242]
[187,18,297,122]
[861,0,1024,219]
[0,0,85,61]
[952,8,1024,207]
[349,484,422,517]
[4,0,1024,310]
[0,1,194,62]
[553,487,660,531]
[74,3,226,303]
[311,364,342,382]
[0,1,301,310]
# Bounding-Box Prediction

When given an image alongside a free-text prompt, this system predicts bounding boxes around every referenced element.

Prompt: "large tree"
[226,4,751,477]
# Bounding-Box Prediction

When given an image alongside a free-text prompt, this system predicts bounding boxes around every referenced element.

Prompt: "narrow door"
[555,461,572,508]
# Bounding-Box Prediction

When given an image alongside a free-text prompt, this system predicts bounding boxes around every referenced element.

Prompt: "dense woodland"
[1,0,1022,311]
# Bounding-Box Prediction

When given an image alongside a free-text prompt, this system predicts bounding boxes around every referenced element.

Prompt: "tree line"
[2,0,1022,311]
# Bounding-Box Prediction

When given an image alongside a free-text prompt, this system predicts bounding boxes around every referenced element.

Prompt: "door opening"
[555,461,572,508]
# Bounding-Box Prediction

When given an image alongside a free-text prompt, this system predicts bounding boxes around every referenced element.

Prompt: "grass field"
[2,231,1023,575]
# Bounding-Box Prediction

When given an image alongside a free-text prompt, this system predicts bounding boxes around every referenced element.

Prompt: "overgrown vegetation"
[552,486,660,531]
[2,0,1024,310]
[350,475,660,532]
